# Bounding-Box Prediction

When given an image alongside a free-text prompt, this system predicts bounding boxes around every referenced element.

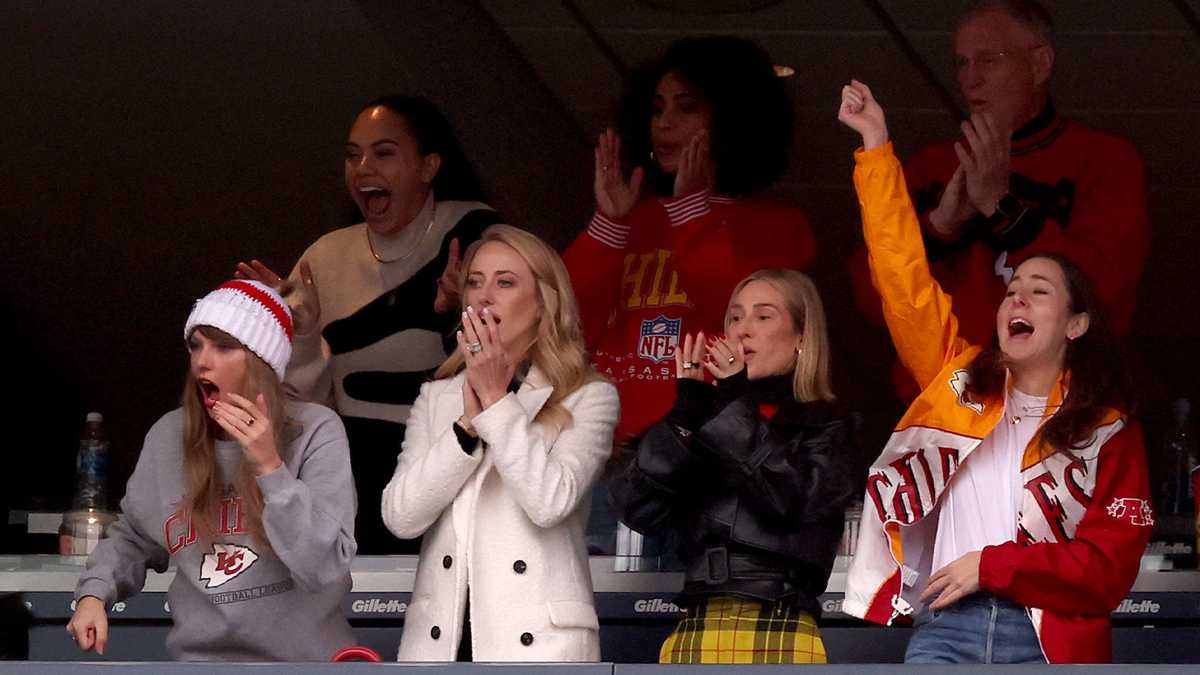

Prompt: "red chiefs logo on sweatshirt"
[164,495,247,554]
[199,543,260,588]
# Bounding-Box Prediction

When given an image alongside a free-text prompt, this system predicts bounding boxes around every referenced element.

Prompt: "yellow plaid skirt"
[659,595,827,664]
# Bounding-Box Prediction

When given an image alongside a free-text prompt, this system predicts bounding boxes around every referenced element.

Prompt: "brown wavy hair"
[435,225,604,434]
[178,326,288,551]
[964,254,1133,452]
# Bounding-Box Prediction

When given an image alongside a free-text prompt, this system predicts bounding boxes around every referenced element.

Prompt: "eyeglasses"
[954,45,1045,72]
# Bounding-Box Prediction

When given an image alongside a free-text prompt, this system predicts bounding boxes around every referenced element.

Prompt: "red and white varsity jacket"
[843,144,1153,664]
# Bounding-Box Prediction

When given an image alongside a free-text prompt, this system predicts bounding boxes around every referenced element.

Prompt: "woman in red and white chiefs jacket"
[837,80,1151,664]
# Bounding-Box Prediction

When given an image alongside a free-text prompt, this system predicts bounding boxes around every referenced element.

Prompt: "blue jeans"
[905,593,1045,664]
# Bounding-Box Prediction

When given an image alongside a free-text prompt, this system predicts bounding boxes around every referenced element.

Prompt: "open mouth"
[198,379,220,409]
[358,185,391,218]
[653,143,679,159]
[1007,318,1034,338]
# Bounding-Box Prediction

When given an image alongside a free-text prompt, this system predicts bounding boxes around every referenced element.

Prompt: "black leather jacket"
[611,372,857,615]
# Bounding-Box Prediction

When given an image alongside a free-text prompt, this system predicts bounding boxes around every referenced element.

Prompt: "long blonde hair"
[435,224,603,432]
[179,326,288,551]
[726,269,835,403]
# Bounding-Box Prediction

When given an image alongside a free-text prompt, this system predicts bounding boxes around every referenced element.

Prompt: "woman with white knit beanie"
[66,280,357,661]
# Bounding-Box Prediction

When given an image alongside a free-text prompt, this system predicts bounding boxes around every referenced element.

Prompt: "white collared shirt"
[931,387,1049,573]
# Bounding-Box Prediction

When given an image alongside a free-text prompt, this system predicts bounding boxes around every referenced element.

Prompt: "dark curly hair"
[965,254,1134,453]
[615,36,794,197]
[361,95,487,203]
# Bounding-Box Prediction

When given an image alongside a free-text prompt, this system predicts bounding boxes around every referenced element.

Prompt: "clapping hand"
[458,376,483,437]
[673,131,714,198]
[236,259,321,336]
[457,305,516,411]
[594,129,644,219]
[928,163,975,237]
[434,238,461,314]
[703,334,745,380]
[675,332,707,382]
[954,112,1011,217]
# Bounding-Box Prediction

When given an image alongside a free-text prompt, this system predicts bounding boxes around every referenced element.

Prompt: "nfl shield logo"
[639,315,681,363]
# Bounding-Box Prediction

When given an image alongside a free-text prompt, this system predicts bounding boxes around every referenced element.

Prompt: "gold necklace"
[366,203,437,264]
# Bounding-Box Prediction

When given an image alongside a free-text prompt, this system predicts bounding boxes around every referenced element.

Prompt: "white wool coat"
[381,368,618,662]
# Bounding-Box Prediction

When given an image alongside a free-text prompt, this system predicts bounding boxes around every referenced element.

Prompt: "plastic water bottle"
[72,412,109,511]
[1164,400,1197,515]
[59,412,116,554]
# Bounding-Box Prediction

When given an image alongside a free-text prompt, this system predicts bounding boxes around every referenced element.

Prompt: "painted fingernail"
[467,305,475,313]
[481,307,490,315]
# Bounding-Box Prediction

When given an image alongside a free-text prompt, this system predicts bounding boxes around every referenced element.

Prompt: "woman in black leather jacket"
[611,268,857,664]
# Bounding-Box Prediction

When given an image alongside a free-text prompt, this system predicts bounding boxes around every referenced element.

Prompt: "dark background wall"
[4,1,1198,547]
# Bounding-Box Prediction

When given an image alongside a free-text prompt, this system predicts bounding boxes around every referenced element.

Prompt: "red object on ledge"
[332,645,383,662]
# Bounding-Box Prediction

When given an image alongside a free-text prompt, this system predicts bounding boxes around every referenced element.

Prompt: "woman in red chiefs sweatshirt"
[838,80,1151,664]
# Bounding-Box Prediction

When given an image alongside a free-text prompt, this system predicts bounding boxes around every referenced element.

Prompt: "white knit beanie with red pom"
[184,280,294,380]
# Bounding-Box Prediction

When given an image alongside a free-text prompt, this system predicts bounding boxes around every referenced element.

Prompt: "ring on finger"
[727,355,736,364]
[467,341,483,354]
[682,360,696,369]
[247,416,256,426]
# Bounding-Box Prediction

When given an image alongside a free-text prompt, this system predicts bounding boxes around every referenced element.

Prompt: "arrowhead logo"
[948,369,984,414]
[199,543,259,588]
[994,250,1014,286]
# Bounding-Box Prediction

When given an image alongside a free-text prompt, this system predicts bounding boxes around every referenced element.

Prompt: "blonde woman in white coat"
[382,224,619,662]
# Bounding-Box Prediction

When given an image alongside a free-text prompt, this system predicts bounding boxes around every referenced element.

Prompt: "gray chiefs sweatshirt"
[75,401,357,661]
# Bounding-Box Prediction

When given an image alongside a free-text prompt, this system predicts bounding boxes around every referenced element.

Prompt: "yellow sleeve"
[853,143,972,390]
